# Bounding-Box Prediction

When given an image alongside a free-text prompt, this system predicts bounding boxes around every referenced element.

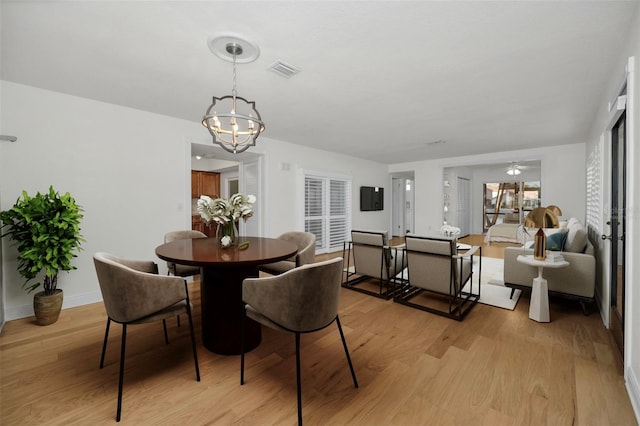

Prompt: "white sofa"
[503,218,596,313]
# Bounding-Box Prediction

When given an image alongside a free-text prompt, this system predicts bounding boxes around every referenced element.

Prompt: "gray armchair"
[258,231,316,275]
[394,235,480,320]
[164,230,207,277]
[241,257,358,425]
[342,230,406,299]
[93,252,200,422]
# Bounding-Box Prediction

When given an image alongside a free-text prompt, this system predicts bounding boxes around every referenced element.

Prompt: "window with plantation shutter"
[304,173,351,254]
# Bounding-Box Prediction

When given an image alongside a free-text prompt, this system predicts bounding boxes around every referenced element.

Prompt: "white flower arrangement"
[197,193,256,225]
[220,235,233,248]
[440,224,461,236]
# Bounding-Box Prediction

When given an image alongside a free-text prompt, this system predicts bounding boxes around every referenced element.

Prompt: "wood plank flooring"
[1,236,637,425]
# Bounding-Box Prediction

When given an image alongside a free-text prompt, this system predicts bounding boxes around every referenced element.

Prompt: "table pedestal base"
[200,266,261,355]
[529,276,550,323]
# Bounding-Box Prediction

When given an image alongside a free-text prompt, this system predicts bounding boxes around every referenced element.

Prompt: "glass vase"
[216,221,238,248]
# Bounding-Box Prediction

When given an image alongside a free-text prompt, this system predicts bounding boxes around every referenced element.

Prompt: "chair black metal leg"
[335,316,358,388]
[185,302,200,382]
[295,332,303,426]
[162,319,169,344]
[510,288,516,299]
[240,306,246,385]
[116,324,127,422]
[177,315,181,327]
[100,318,111,369]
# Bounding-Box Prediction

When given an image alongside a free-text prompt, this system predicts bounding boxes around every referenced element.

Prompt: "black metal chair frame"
[99,281,200,422]
[394,238,481,321]
[342,237,406,300]
[240,311,358,426]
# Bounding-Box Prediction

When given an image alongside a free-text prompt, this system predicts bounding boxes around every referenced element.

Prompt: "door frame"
[607,109,626,357]
[602,56,635,372]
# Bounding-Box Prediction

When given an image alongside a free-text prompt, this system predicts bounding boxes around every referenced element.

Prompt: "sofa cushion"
[547,231,568,251]
[567,217,580,228]
[565,224,587,253]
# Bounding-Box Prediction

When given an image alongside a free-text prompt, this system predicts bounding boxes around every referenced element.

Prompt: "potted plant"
[0,186,84,325]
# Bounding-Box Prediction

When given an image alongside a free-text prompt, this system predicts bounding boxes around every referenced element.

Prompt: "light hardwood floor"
[1,236,637,425]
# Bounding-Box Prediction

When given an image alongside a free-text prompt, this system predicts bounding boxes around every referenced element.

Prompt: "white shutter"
[329,179,350,250]
[305,177,325,250]
[304,173,351,254]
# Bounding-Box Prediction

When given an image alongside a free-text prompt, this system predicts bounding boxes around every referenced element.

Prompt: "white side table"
[516,254,569,322]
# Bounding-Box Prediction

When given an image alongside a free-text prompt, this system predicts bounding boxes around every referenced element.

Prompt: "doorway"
[456,177,471,237]
[607,108,627,357]
[227,178,239,197]
[392,176,414,237]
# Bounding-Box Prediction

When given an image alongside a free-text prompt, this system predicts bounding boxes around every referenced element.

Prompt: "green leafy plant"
[0,186,84,295]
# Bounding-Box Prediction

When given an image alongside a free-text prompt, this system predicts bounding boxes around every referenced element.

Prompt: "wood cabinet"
[191,170,220,237]
[191,170,220,199]
[192,215,217,237]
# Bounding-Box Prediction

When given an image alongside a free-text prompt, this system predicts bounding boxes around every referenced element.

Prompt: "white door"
[392,178,404,237]
[404,179,414,234]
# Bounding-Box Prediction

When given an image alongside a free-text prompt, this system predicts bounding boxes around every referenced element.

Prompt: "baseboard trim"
[4,291,103,321]
[627,365,640,424]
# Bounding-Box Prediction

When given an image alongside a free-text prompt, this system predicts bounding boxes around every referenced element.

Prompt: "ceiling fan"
[505,162,533,176]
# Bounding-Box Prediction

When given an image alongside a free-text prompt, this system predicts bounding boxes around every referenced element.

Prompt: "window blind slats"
[304,175,351,254]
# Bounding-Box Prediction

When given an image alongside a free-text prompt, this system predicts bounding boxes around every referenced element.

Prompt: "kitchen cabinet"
[191,170,220,237]
[192,215,217,237]
[191,171,220,199]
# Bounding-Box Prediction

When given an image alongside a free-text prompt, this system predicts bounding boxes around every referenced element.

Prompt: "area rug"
[467,256,521,310]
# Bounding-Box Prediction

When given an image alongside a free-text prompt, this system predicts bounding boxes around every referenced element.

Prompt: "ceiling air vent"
[268,60,301,78]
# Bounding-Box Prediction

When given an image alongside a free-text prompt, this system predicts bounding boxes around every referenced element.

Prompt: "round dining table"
[155,236,297,355]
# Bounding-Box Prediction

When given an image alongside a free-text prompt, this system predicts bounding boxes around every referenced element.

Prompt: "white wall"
[250,137,390,238]
[191,157,238,172]
[0,81,200,319]
[584,5,640,419]
[0,81,390,320]
[389,143,587,235]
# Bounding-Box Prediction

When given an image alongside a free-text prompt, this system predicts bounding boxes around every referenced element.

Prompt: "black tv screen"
[360,186,384,211]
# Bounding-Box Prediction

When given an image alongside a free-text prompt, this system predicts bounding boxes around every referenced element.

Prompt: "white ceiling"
[2,1,637,164]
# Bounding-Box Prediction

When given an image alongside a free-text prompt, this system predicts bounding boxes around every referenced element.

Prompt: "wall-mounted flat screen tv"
[360,186,384,211]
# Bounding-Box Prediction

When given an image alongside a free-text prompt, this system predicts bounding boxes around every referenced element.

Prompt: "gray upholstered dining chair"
[164,229,207,277]
[258,231,316,275]
[93,252,200,422]
[394,235,480,320]
[241,257,358,425]
[342,230,407,299]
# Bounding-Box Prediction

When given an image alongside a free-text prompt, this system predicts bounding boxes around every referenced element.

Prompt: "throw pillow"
[565,224,588,253]
[547,231,568,251]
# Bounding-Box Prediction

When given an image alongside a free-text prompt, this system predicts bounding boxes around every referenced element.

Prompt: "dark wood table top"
[155,236,298,268]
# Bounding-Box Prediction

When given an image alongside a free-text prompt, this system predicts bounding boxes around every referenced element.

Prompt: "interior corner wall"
[0,81,204,320]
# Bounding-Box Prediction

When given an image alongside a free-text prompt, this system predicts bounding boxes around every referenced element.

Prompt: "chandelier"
[202,37,265,154]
